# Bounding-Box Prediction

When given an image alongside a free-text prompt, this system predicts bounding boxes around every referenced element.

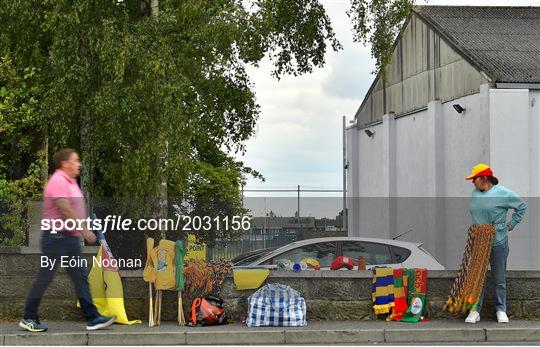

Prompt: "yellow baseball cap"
[465,163,493,180]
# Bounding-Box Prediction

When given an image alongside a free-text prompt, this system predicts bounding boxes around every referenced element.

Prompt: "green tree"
[0,54,45,245]
[1,0,415,247]
[0,0,341,246]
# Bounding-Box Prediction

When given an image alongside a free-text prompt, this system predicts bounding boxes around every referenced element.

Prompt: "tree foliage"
[0,0,416,247]
[0,0,341,245]
[347,0,414,77]
[0,54,45,245]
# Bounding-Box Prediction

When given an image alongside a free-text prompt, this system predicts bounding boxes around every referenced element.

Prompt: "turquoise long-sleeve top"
[469,185,527,246]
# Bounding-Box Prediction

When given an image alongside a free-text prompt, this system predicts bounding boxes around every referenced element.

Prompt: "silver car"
[232,237,445,270]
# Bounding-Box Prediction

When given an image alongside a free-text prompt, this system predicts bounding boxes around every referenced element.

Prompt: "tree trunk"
[150,0,158,17]
[80,108,92,215]
[149,0,166,239]
[41,134,48,184]
[157,139,168,239]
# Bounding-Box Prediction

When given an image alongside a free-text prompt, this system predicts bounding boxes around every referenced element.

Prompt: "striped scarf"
[443,224,495,315]
[388,268,409,321]
[372,267,412,318]
[372,267,395,314]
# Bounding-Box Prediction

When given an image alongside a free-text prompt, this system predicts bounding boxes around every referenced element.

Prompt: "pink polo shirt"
[42,169,86,236]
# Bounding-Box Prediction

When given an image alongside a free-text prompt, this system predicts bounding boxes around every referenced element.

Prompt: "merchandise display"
[401,268,428,323]
[233,269,270,290]
[371,267,429,323]
[246,283,307,327]
[444,224,496,315]
[175,240,186,326]
[330,256,355,270]
[81,219,141,325]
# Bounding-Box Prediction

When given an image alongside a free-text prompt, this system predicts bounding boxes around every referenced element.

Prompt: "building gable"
[355,12,488,127]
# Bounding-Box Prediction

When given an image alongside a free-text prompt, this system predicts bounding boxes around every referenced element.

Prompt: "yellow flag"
[184,234,206,260]
[85,246,141,325]
[233,269,270,290]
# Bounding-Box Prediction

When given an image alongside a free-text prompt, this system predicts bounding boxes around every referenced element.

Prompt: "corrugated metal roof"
[415,6,540,84]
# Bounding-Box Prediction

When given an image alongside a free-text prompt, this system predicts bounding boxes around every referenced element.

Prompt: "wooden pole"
[178,292,185,325]
[153,289,159,326]
[148,283,154,327]
[156,290,162,325]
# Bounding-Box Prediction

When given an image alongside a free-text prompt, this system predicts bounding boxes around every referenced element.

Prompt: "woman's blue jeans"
[476,240,509,313]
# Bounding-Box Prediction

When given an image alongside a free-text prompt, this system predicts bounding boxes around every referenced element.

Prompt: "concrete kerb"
[384,327,486,343]
[4,333,87,346]
[284,329,384,344]
[87,331,186,346]
[186,329,285,345]
[1,324,540,345]
[485,327,540,342]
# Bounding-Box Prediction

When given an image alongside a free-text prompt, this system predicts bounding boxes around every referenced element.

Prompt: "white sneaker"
[465,310,480,323]
[496,311,509,323]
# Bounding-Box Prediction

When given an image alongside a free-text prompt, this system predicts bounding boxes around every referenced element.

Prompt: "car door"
[341,241,394,269]
[259,241,337,269]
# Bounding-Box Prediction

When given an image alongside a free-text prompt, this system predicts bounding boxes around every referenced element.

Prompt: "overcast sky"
[238,0,538,196]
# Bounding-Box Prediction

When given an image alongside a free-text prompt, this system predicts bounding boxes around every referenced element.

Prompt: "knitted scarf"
[401,268,428,323]
[372,267,395,314]
[388,268,409,321]
[443,224,495,315]
[372,267,429,322]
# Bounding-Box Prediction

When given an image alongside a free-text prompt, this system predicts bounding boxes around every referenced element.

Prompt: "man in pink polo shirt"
[20,148,115,332]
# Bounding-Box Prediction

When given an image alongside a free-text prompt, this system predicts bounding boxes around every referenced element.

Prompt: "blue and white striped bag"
[246,283,307,327]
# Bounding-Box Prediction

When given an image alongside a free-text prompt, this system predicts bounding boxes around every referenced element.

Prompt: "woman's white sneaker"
[465,310,480,323]
[496,311,509,323]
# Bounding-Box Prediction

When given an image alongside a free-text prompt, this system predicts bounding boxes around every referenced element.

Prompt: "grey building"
[346,6,540,270]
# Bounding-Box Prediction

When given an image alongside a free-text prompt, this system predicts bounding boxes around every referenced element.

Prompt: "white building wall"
[531,90,540,269]
[355,118,390,239]
[489,89,540,269]
[440,86,491,269]
[346,84,540,270]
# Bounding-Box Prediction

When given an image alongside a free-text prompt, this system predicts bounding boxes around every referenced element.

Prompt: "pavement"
[0,320,539,345]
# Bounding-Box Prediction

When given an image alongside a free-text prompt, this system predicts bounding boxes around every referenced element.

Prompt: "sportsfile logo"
[41,215,252,233]
[41,215,125,234]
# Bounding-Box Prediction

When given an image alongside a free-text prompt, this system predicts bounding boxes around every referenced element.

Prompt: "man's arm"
[54,198,97,244]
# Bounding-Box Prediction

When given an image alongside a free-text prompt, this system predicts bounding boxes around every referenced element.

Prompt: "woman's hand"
[507,223,514,232]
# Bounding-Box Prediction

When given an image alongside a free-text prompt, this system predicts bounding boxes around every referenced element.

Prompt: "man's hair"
[53,148,77,170]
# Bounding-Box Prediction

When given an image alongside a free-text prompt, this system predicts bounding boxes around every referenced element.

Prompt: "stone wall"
[1,249,539,322]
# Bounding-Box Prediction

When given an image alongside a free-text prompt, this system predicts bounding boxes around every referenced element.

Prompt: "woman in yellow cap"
[464,163,527,324]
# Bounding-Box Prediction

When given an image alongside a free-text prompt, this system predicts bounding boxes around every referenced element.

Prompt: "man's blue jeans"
[23,232,99,322]
[477,240,509,313]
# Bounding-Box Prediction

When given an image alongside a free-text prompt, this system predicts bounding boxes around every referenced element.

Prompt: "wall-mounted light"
[453,104,466,114]
[364,129,375,137]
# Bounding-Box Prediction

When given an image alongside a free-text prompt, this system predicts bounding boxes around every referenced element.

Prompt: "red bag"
[187,296,227,326]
